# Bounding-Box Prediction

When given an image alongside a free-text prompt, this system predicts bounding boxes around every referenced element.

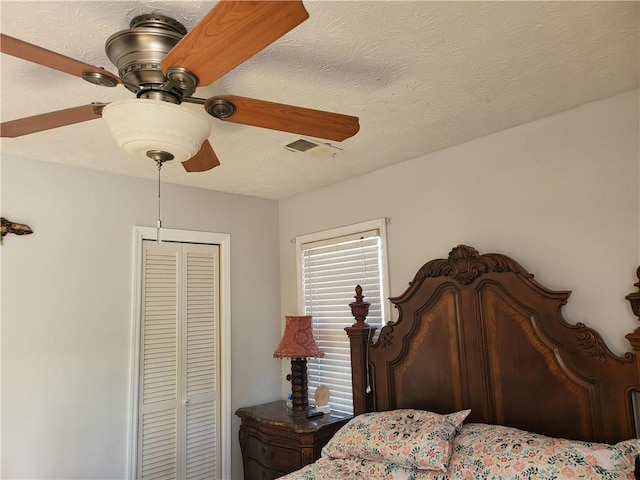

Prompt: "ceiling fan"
[0,1,360,173]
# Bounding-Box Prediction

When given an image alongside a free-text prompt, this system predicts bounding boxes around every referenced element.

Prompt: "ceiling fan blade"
[1,104,106,138]
[181,140,221,172]
[206,95,360,142]
[0,103,106,138]
[162,1,309,87]
[0,34,120,86]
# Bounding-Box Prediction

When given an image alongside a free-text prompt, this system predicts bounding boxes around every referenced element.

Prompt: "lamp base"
[289,358,309,412]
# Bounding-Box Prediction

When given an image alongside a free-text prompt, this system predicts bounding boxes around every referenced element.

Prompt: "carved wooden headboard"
[347,245,640,445]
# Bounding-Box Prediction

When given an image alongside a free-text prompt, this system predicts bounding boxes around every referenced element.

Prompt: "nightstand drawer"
[244,430,302,472]
[243,457,287,480]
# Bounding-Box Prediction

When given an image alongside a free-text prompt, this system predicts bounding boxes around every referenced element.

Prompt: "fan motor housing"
[105,14,193,95]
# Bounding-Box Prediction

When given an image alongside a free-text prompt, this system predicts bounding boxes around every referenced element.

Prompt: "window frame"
[294,218,390,413]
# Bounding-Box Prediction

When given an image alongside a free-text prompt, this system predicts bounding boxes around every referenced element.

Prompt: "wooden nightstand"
[235,400,351,480]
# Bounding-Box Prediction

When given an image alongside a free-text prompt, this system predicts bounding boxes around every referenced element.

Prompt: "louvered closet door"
[183,244,219,479]
[138,241,220,480]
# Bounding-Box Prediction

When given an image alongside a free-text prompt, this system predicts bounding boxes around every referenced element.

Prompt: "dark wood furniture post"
[289,358,309,412]
[624,265,640,478]
[345,285,376,415]
[625,266,640,385]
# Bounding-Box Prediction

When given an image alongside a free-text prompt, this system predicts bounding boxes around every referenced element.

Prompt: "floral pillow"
[450,423,640,479]
[322,408,470,471]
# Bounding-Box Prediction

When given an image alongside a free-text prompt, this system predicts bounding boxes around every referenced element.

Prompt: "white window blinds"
[297,221,387,415]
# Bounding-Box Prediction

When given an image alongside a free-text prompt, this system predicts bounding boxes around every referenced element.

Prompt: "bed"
[281,244,640,479]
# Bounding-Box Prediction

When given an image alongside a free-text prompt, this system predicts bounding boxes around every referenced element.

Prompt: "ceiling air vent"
[283,138,343,158]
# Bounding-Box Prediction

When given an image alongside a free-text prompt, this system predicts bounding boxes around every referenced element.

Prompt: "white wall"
[1,158,282,479]
[279,90,640,374]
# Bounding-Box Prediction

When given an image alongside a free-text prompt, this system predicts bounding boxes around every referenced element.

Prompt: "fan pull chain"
[156,160,163,244]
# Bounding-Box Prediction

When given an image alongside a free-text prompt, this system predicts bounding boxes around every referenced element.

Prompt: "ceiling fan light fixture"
[102,99,211,163]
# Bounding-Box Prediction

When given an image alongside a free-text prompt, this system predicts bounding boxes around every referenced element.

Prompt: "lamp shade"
[102,99,212,162]
[273,315,324,359]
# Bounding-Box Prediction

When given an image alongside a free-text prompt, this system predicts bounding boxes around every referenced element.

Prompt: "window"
[296,219,389,414]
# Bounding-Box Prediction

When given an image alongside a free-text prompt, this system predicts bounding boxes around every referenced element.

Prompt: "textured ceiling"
[1,1,638,200]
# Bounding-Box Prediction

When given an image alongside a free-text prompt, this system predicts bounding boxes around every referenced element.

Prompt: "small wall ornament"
[1,217,33,244]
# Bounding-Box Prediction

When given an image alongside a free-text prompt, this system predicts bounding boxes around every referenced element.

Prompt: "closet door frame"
[128,226,231,480]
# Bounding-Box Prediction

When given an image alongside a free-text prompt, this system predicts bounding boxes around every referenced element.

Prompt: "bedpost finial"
[624,266,640,351]
[625,266,640,319]
[350,284,370,327]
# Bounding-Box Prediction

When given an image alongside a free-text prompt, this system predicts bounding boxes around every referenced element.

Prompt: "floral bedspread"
[279,421,640,480]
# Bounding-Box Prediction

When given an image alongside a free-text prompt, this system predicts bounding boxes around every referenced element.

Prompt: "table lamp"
[273,315,324,412]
